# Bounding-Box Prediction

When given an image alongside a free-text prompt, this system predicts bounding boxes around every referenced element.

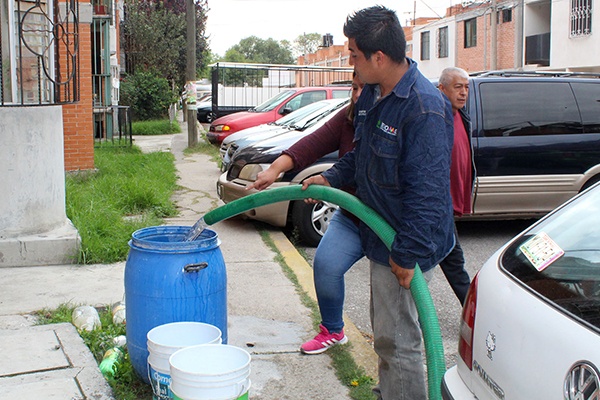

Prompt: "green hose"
[204,185,445,400]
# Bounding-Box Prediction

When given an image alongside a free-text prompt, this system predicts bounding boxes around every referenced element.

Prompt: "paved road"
[295,218,537,367]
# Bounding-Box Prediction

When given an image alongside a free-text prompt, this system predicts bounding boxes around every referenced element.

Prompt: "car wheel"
[206,112,215,123]
[291,200,339,247]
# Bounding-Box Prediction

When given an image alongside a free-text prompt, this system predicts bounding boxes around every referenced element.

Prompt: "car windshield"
[252,90,295,112]
[280,99,348,130]
[289,99,347,130]
[272,100,330,127]
[501,184,600,331]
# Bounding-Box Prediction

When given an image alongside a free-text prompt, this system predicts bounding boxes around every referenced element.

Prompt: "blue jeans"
[313,210,364,333]
[370,260,434,400]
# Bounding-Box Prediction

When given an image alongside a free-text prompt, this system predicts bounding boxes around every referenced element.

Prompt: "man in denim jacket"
[302,5,455,399]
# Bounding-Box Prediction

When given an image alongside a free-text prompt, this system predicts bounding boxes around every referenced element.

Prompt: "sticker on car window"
[519,232,565,272]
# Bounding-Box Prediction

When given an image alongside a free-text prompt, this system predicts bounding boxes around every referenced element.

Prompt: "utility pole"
[186,0,197,147]
[413,0,416,25]
[491,0,497,70]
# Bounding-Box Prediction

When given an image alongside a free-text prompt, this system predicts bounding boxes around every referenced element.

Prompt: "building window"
[464,18,477,48]
[420,31,430,60]
[502,8,512,23]
[438,26,448,58]
[571,0,592,37]
[1,0,79,105]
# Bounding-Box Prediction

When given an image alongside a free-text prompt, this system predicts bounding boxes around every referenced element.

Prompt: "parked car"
[196,96,251,123]
[220,98,349,172]
[217,105,347,246]
[442,181,600,399]
[196,96,214,123]
[460,71,600,219]
[216,72,600,246]
[207,86,351,144]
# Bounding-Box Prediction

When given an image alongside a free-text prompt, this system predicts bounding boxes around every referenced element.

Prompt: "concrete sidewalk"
[0,123,376,399]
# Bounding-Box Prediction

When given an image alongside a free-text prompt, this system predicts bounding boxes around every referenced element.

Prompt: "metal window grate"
[571,0,593,37]
[0,0,79,106]
[421,31,430,60]
[438,26,448,58]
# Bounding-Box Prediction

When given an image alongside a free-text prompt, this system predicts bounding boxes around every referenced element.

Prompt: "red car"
[206,86,350,144]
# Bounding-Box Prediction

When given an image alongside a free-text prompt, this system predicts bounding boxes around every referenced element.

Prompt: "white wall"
[0,106,80,266]
[549,0,600,70]
[0,106,67,235]
[524,0,551,36]
[412,16,457,79]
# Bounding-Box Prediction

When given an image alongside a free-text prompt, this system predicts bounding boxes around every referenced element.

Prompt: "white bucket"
[147,322,222,400]
[169,344,251,400]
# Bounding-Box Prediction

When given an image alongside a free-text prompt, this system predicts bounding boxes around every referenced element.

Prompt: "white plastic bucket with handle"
[147,322,222,400]
[169,344,251,400]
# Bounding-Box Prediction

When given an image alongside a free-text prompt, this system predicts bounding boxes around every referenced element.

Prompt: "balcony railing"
[94,105,132,147]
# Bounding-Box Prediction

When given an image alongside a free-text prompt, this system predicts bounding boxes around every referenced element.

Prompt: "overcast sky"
[206,0,460,56]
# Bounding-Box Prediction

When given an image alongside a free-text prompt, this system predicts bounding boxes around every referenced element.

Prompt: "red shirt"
[451,111,472,216]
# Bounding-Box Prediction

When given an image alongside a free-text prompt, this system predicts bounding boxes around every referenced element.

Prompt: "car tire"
[291,199,339,247]
[206,112,215,123]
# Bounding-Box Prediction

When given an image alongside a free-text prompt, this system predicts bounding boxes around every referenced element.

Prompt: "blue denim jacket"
[322,59,455,272]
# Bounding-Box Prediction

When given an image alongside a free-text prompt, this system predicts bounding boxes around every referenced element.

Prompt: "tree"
[196,50,219,79]
[293,33,322,57]
[120,71,177,120]
[224,36,294,64]
[121,0,209,90]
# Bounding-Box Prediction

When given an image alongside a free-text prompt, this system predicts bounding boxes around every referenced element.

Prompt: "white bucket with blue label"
[169,344,251,400]
[147,322,222,400]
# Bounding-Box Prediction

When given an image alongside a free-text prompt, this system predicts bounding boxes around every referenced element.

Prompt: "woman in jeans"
[248,73,364,354]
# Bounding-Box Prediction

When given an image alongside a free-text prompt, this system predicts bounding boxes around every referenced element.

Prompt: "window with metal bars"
[570,0,592,37]
[0,0,79,105]
[421,31,430,60]
[438,26,448,58]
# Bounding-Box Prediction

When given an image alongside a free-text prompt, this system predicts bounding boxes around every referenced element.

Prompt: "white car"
[442,183,600,399]
[219,98,348,172]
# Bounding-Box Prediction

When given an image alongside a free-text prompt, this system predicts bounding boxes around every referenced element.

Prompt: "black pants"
[439,223,471,305]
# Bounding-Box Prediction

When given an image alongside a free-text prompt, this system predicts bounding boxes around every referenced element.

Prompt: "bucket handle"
[236,378,250,398]
[183,262,208,273]
[148,367,170,399]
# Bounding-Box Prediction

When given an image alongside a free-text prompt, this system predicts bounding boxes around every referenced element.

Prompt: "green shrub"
[120,71,177,121]
[132,119,181,135]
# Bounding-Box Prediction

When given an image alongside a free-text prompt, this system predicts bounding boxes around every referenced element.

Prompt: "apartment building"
[413,0,599,78]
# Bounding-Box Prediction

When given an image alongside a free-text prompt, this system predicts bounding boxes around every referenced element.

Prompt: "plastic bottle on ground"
[71,305,101,331]
[112,301,126,325]
[99,347,124,378]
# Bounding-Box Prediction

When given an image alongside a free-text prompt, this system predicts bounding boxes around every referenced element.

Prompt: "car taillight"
[458,272,478,370]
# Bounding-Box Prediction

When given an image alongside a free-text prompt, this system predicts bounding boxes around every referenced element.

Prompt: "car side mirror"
[281,106,293,115]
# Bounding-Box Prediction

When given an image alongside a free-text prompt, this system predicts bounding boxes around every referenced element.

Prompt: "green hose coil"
[204,185,446,400]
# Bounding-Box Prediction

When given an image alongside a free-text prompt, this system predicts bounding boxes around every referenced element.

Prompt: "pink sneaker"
[300,324,348,354]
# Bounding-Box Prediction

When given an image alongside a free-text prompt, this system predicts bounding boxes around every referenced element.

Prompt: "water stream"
[183,217,208,242]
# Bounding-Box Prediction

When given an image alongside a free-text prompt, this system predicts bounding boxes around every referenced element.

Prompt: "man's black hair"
[343,5,406,63]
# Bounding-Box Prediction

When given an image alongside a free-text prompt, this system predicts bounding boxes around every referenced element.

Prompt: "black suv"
[463,71,600,219]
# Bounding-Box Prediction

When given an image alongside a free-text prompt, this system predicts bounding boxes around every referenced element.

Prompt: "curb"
[269,231,378,379]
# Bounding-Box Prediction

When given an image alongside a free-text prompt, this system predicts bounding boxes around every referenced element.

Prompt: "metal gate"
[209,62,353,119]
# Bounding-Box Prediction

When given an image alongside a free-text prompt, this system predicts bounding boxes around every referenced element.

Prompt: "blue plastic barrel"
[125,226,227,383]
